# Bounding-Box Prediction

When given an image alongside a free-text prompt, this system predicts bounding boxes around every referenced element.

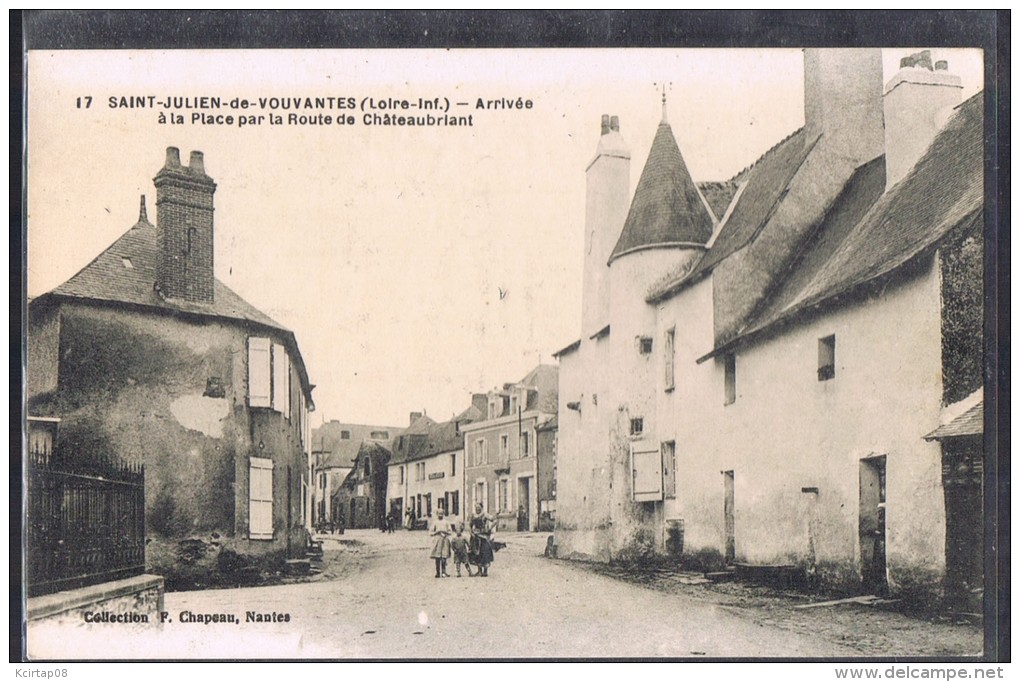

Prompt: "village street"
[30,529,982,660]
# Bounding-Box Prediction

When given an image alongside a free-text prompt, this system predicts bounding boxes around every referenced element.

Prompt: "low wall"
[26,574,164,630]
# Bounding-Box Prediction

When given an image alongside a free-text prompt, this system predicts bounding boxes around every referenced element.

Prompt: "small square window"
[630,418,644,436]
[724,353,736,405]
[818,335,836,381]
[341,430,351,439]
[639,337,653,354]
[121,257,133,269]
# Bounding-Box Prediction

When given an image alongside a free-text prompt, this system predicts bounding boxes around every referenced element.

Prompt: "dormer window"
[121,257,133,269]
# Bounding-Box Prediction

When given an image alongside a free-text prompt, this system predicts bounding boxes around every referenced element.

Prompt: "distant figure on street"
[469,503,495,577]
[405,509,415,530]
[429,508,452,578]
[450,523,474,577]
[517,505,527,532]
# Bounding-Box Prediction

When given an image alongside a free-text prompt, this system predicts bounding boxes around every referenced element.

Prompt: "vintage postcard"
[20,13,1001,663]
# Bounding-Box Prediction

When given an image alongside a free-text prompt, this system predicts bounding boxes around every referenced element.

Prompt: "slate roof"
[924,401,983,440]
[648,128,818,301]
[608,121,715,263]
[32,203,315,397]
[699,92,983,360]
[517,364,559,414]
[313,421,404,469]
[697,182,740,222]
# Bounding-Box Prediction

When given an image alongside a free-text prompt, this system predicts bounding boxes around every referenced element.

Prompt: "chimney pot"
[600,114,610,135]
[139,195,148,222]
[610,115,620,132]
[935,60,949,71]
[189,151,205,174]
[165,147,181,167]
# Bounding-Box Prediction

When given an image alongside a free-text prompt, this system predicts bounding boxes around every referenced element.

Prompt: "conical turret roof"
[609,120,714,263]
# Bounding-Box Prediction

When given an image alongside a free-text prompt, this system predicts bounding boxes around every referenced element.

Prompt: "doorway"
[859,456,887,594]
[723,470,735,564]
[517,477,531,531]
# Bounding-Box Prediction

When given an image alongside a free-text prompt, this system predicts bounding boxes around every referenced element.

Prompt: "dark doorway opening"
[859,456,888,594]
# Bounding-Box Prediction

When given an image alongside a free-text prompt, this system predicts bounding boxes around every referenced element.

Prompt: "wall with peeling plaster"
[26,300,310,578]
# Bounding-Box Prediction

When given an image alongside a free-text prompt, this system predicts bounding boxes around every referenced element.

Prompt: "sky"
[25,48,984,427]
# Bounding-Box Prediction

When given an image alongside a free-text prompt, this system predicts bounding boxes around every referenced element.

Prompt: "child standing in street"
[450,523,473,577]
[429,508,452,578]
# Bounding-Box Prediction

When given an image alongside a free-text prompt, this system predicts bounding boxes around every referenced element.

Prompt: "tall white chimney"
[883,51,963,191]
[803,48,885,167]
[581,114,630,339]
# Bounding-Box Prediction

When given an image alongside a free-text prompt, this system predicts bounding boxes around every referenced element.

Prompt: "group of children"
[429,506,494,578]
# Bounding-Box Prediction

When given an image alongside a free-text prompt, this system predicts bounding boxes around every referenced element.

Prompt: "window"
[121,257,133,269]
[249,457,273,539]
[415,461,425,481]
[247,337,290,415]
[510,394,519,415]
[724,353,736,405]
[399,465,405,485]
[341,430,351,440]
[639,337,653,354]
[475,481,486,511]
[522,432,530,458]
[498,478,509,512]
[818,335,836,381]
[630,418,644,436]
[662,441,676,499]
[664,328,676,391]
[451,453,457,476]
[474,439,487,466]
[500,434,509,458]
[451,490,460,516]
[364,458,371,476]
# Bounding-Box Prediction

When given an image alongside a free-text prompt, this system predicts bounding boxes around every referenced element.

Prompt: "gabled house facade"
[27,148,316,576]
[555,49,983,600]
[462,365,558,532]
[332,441,392,529]
[311,420,401,527]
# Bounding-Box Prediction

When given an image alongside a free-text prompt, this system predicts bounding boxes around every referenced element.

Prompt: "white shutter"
[631,441,663,502]
[247,337,271,408]
[272,343,290,417]
[249,457,274,539]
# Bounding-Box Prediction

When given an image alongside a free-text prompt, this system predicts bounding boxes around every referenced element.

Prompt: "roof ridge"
[728,126,805,184]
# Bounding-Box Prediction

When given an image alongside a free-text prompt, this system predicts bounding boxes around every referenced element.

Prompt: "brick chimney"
[154,147,217,303]
[471,393,488,413]
[883,51,963,191]
[803,49,885,166]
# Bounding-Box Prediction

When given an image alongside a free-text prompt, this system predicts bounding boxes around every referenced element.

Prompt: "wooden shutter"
[664,329,675,391]
[248,337,272,407]
[662,441,676,499]
[272,343,290,416]
[249,457,274,539]
[632,441,663,502]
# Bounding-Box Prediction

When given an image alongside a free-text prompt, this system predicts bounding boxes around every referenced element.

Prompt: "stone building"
[461,364,558,532]
[27,148,316,579]
[311,421,401,527]
[332,441,392,529]
[555,49,983,600]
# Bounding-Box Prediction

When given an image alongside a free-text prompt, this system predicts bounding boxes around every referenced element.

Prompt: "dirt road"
[27,529,981,659]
